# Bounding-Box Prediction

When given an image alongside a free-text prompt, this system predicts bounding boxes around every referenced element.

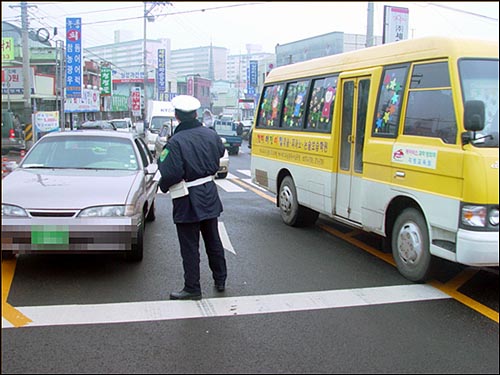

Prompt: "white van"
[145,101,177,156]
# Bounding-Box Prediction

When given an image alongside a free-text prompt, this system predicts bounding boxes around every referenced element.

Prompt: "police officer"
[158,95,227,300]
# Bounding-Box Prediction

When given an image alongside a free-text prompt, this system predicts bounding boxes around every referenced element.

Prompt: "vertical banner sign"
[187,77,194,96]
[2,37,15,61]
[383,6,409,44]
[65,17,82,98]
[157,49,166,99]
[131,87,142,117]
[100,66,112,96]
[247,60,258,95]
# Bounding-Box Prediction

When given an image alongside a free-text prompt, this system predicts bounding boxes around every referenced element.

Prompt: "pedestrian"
[158,95,227,300]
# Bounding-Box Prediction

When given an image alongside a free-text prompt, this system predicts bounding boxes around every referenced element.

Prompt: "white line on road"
[2,284,449,329]
[218,222,235,254]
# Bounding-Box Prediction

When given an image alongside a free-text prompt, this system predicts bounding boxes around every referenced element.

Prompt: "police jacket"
[158,118,226,223]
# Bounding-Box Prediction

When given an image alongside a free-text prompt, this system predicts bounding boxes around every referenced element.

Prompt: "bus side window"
[282,80,310,129]
[306,76,338,132]
[404,62,457,144]
[372,65,409,137]
[257,84,285,128]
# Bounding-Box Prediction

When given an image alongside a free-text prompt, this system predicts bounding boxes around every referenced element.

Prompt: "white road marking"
[215,178,245,192]
[2,284,450,329]
[237,169,251,177]
[218,222,235,254]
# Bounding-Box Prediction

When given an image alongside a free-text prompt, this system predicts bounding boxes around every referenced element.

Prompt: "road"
[2,141,499,374]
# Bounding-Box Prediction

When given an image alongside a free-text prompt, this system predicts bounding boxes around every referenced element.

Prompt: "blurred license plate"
[31,225,69,245]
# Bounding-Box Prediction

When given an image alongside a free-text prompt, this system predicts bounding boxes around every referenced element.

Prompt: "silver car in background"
[154,124,230,179]
[1,130,158,261]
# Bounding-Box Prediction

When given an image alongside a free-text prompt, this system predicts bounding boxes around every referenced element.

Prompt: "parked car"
[109,118,134,133]
[154,124,229,179]
[1,130,158,261]
[1,111,25,156]
[145,117,177,156]
[78,120,116,131]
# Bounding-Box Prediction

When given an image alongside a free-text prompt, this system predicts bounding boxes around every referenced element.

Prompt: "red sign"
[66,29,81,42]
[131,88,141,115]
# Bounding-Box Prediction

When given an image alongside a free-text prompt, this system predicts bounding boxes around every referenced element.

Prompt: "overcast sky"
[2,1,498,54]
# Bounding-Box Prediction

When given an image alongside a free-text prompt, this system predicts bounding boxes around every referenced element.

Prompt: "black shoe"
[214,283,225,292]
[170,289,202,300]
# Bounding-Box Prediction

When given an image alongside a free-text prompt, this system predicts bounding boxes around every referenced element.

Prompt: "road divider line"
[2,284,449,329]
[2,259,32,327]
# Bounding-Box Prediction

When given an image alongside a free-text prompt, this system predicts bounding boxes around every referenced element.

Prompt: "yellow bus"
[250,36,498,282]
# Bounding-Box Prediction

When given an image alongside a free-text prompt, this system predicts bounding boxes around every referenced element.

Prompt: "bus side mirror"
[464,100,485,132]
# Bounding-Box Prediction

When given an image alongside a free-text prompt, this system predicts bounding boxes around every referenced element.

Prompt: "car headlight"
[2,204,29,217]
[77,205,134,217]
[489,208,499,226]
[461,205,487,227]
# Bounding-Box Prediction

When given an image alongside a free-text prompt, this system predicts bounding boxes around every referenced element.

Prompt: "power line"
[427,2,498,22]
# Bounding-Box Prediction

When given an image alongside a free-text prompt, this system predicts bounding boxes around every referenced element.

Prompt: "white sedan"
[1,130,158,261]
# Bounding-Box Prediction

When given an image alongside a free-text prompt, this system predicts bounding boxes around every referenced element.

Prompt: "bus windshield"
[459,59,499,148]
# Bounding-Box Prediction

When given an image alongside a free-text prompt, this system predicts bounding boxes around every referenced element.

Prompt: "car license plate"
[31,225,69,245]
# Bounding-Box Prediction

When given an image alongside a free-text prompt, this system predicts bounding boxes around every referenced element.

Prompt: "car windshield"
[459,58,499,148]
[21,136,139,170]
[150,117,175,131]
[111,120,128,129]
[80,121,115,130]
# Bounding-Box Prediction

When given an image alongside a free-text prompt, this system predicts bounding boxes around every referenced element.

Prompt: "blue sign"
[65,18,82,98]
[157,49,166,94]
[249,60,258,86]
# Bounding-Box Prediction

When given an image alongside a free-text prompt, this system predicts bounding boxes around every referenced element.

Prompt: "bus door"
[335,75,371,223]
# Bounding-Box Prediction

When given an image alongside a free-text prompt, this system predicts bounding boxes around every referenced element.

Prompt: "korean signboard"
[383,6,409,44]
[1,67,36,95]
[65,17,82,98]
[2,37,15,61]
[100,65,112,96]
[157,49,166,95]
[131,87,142,117]
[64,88,100,113]
[35,111,60,133]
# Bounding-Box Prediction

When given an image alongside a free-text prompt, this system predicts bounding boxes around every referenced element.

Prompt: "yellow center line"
[319,222,498,323]
[2,258,32,327]
[231,178,275,203]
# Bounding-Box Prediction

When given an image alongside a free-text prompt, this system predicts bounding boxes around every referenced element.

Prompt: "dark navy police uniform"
[158,111,227,297]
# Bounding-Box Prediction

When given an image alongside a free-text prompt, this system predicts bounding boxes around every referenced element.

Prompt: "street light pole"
[143,1,148,123]
[143,2,171,123]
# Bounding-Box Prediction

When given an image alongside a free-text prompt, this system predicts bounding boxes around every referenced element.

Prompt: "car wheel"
[146,200,156,222]
[279,176,319,227]
[391,208,433,282]
[126,215,144,261]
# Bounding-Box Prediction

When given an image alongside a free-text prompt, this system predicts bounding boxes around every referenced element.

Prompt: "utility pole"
[143,2,171,123]
[366,2,374,47]
[20,2,36,126]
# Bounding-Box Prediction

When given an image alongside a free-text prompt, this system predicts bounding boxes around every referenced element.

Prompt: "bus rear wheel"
[391,208,433,282]
[279,176,318,227]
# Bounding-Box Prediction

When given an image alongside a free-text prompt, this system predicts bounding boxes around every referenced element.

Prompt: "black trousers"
[176,217,227,293]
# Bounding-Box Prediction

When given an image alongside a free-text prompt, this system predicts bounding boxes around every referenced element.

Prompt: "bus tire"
[391,208,433,282]
[279,176,319,227]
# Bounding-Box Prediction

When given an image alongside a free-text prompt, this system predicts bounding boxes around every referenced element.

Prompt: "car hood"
[2,168,141,210]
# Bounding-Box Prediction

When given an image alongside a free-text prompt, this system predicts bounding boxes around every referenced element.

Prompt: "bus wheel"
[279,176,318,227]
[391,208,433,282]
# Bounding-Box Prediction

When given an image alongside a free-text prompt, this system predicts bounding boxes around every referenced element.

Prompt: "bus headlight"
[489,208,499,226]
[461,205,487,227]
